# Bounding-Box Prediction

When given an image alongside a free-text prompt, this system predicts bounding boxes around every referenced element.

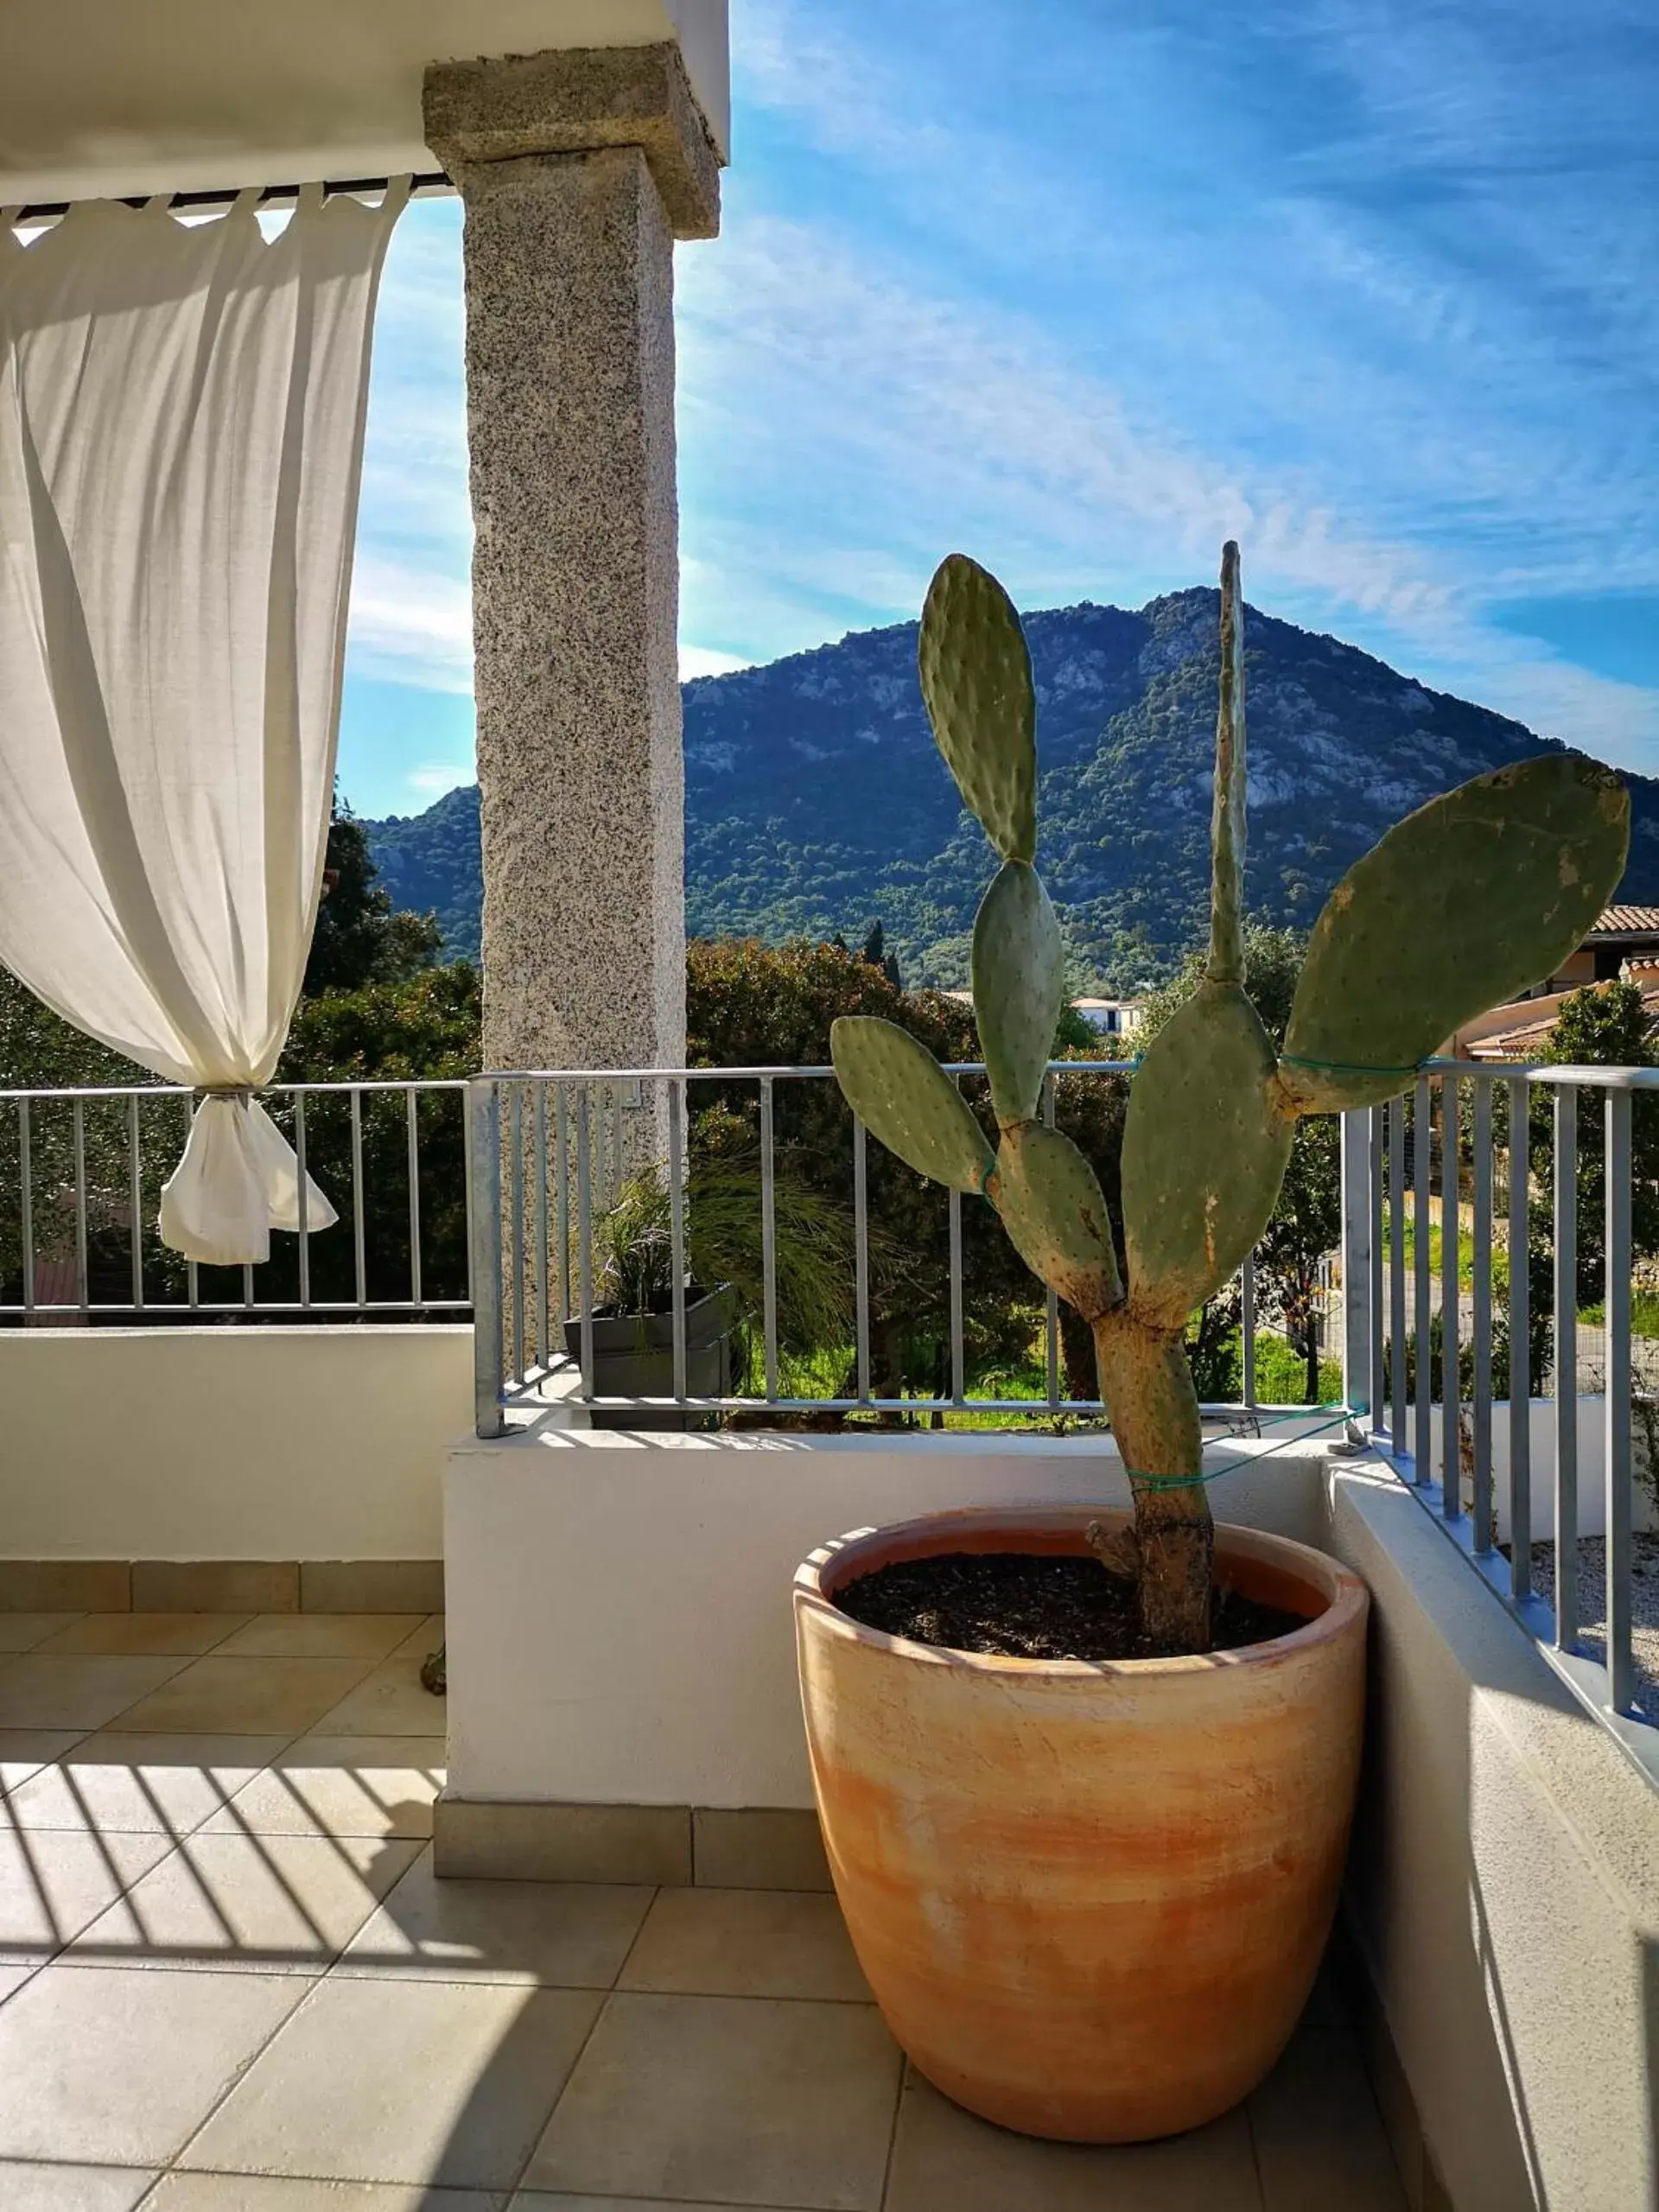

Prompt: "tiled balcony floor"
[0,1612,1407,2210]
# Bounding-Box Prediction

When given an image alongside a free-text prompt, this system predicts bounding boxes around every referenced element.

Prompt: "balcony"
[0,1053,1652,2207]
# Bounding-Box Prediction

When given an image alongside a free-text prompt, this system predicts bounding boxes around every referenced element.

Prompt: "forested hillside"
[366,590,1659,990]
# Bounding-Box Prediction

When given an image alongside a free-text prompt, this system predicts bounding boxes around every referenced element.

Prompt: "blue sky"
[339,0,1659,818]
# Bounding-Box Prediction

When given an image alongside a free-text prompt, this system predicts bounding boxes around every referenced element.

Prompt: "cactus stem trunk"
[1091,1311,1214,1655]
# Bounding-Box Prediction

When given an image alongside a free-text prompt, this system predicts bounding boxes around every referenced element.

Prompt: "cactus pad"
[973,861,1065,1126]
[830,1017,995,1193]
[1122,981,1292,1329]
[1281,754,1630,1113]
[918,555,1036,863]
[988,1121,1122,1321]
[1209,541,1247,986]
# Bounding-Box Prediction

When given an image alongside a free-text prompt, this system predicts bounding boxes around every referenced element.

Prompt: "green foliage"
[1137,924,1304,1046]
[1052,1003,1098,1053]
[857,921,903,990]
[304,800,443,997]
[594,1155,859,1360]
[1528,979,1659,1306]
[689,935,1128,1401]
[369,602,1659,995]
[226,963,483,1310]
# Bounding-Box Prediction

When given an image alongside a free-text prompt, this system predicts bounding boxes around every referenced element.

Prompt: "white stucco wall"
[444,1427,1659,2208]
[1406,1393,1658,1540]
[1329,1465,1659,2212]
[442,1424,1329,1810]
[3,0,732,202]
[0,1326,470,1560]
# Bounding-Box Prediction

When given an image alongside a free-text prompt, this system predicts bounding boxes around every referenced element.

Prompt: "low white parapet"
[442,1422,1330,1813]
[0,1324,474,1563]
[442,1421,1659,2212]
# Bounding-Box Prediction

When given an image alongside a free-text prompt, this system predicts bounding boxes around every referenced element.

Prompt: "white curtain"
[0,181,407,1265]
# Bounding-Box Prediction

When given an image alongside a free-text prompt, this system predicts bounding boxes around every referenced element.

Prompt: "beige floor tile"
[110,1656,378,1736]
[305,1657,448,1737]
[66,1829,423,1974]
[523,1991,902,2209]
[0,1731,87,1792]
[1249,2027,1408,2210]
[885,2070,1262,2211]
[620,1888,871,2003]
[0,1961,309,2164]
[33,1613,251,1657]
[0,2161,157,2209]
[5,1734,288,1834]
[0,1616,86,1655]
[0,1654,192,1730]
[391,1614,445,1659]
[0,1962,38,2005]
[337,1850,652,1986]
[217,1615,427,1662]
[147,2179,505,2209]
[0,1826,175,1959]
[181,1975,601,2188]
[202,1737,448,1841]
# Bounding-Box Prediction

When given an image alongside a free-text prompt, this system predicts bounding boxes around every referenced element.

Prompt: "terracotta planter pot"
[793,1505,1368,2143]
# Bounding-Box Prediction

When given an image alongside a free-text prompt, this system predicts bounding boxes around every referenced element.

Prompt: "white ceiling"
[0,0,730,204]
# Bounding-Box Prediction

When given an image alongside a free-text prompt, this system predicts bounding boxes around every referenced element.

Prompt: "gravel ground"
[1521,1533,1659,1713]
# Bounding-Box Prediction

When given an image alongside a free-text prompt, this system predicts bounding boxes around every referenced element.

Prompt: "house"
[1454,905,1659,1057]
[943,988,1146,1041]
[1514,904,1659,997]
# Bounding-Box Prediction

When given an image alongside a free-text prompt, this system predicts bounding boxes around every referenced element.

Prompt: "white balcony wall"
[442,1428,1659,2210]
[1407,1394,1659,1540]
[0,1325,469,1560]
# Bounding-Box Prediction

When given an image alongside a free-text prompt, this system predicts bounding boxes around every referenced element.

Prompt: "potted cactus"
[793,543,1628,2142]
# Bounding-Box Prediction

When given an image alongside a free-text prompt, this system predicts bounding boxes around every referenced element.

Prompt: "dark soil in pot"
[836,1550,1306,1662]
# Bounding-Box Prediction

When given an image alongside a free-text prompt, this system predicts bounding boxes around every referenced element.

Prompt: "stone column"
[424,47,721,1077]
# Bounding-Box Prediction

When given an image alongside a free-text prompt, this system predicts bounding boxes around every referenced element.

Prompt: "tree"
[858,920,904,993]
[1530,979,1659,1308]
[687,936,1128,1410]
[303,801,443,997]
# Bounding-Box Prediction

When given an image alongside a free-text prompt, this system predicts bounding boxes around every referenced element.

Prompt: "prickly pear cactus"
[831,541,1631,1656]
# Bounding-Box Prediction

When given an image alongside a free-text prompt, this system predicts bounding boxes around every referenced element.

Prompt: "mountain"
[365,591,1659,991]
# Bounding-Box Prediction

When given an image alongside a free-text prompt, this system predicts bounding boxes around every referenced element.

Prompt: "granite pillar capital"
[423,41,721,239]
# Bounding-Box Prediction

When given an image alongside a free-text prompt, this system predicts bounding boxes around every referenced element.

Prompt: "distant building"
[1454,906,1659,1059]
[941,990,1145,1040]
[1071,998,1146,1039]
[1515,906,1659,999]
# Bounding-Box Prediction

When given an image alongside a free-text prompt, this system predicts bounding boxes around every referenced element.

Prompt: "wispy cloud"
[682,0,1659,762]
[681,645,754,679]
[407,763,474,798]
[342,1,1659,795]
[346,554,472,695]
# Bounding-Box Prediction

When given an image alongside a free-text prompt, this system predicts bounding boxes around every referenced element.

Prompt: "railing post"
[1340,1108,1373,1425]
[468,1077,505,1439]
[1605,1086,1633,1713]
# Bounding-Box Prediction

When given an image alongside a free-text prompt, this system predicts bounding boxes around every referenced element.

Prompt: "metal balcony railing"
[1341,1060,1658,1782]
[464,1060,1338,1434]
[0,1080,472,1319]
